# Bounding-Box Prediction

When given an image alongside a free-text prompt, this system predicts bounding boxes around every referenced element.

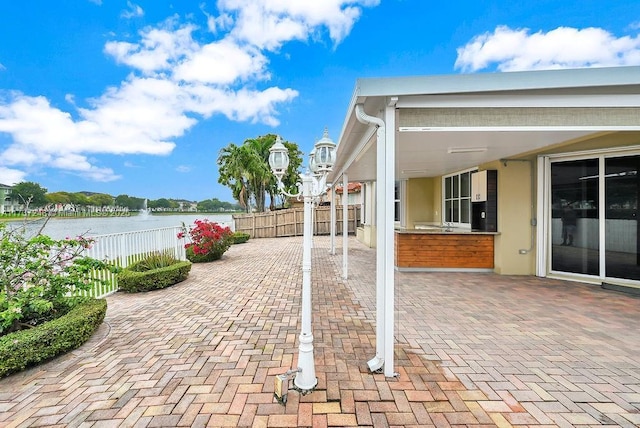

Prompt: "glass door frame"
[538,146,640,287]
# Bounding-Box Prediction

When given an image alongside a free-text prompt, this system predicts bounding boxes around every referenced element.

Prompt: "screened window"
[443,169,475,227]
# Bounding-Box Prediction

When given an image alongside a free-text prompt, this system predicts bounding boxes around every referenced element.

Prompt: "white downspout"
[355,104,390,375]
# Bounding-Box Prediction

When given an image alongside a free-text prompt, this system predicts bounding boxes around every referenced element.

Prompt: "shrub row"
[0,298,107,378]
[118,261,192,293]
[232,231,250,244]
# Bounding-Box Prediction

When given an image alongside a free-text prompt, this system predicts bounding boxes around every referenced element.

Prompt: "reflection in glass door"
[550,159,600,276]
[605,156,640,280]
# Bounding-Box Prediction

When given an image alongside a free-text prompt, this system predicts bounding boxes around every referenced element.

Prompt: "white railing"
[81,226,187,299]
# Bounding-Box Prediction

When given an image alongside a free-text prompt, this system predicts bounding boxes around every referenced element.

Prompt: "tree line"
[6,182,242,212]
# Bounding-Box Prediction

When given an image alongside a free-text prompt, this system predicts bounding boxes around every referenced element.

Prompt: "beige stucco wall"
[356,181,377,247]
[357,224,376,248]
[479,160,536,275]
[539,131,640,156]
[405,177,437,228]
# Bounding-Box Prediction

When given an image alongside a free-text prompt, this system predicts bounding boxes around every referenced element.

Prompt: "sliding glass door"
[605,155,640,281]
[549,153,640,283]
[550,159,600,276]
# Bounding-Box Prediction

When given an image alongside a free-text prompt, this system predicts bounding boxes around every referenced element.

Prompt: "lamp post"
[268,129,336,393]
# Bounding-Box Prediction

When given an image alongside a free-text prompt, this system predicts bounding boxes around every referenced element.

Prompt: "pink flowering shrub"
[0,223,116,336]
[178,219,233,263]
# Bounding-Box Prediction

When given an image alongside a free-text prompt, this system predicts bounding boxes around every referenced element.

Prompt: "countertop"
[395,227,499,235]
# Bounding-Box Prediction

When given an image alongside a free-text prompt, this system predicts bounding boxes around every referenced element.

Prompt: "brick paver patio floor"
[1,236,639,427]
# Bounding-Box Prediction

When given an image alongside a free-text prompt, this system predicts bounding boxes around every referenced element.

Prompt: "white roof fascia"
[396,93,640,108]
[355,66,640,98]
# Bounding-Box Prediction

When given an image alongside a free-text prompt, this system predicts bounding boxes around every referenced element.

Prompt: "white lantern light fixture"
[269,136,290,181]
[308,149,319,176]
[313,128,336,173]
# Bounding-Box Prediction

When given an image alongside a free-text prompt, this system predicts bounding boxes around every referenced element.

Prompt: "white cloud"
[51,154,121,182]
[105,22,198,74]
[200,4,233,34]
[0,63,6,71]
[0,166,26,185]
[121,1,144,19]
[216,0,380,50]
[176,165,191,173]
[455,25,640,72]
[0,2,377,183]
[173,40,268,84]
[88,0,102,5]
[0,89,177,182]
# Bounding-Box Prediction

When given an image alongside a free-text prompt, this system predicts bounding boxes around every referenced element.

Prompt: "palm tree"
[217,135,302,212]
[218,143,251,212]
[245,135,278,211]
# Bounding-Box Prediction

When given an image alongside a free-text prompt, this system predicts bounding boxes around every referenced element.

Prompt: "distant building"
[0,183,17,214]
[178,201,198,212]
[331,182,362,206]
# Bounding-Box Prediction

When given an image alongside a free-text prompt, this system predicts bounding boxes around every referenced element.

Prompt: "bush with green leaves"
[0,297,107,378]
[118,251,191,293]
[0,222,117,337]
[128,250,180,271]
[178,219,233,263]
[232,231,250,244]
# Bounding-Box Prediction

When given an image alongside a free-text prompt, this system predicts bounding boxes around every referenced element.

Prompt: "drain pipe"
[355,104,385,131]
[355,104,387,374]
[501,158,536,254]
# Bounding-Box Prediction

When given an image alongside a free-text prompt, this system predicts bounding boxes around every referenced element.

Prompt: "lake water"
[8,213,235,240]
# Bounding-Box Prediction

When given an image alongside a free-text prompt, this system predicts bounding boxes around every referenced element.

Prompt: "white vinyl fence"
[81,226,187,298]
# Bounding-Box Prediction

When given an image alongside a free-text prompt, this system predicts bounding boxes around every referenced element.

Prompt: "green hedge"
[0,298,107,378]
[118,261,192,293]
[232,232,250,244]
[185,246,225,263]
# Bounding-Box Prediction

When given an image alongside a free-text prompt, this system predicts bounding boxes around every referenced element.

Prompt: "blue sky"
[1,0,639,202]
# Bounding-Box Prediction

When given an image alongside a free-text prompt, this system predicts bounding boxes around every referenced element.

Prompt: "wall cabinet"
[472,170,488,202]
[471,170,497,232]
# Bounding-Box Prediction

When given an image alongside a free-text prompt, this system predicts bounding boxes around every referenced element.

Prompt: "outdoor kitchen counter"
[395,228,499,270]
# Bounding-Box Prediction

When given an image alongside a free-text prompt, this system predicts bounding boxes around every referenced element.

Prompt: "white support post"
[330,184,336,255]
[536,156,547,277]
[295,174,318,391]
[342,174,349,280]
[383,103,396,377]
[371,123,387,374]
[310,202,315,249]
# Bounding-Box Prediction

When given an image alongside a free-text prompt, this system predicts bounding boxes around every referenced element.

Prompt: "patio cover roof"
[329,66,640,183]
